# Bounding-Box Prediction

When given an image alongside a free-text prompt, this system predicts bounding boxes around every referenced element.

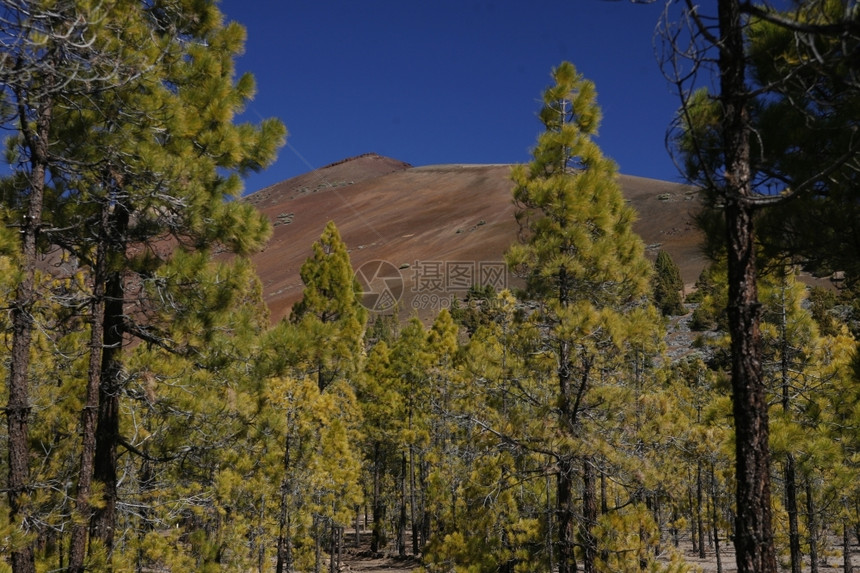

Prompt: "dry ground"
[336,527,859,572]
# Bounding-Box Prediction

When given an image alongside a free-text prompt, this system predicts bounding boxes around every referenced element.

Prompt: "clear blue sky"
[219,1,684,195]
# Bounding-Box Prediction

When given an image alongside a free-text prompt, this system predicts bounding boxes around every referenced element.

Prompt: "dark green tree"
[662,3,860,570]
[0,3,153,569]
[653,250,686,316]
[2,2,284,569]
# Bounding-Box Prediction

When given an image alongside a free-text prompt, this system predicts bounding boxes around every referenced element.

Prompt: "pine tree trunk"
[136,454,155,572]
[581,457,597,573]
[355,505,361,547]
[6,208,39,573]
[784,455,801,573]
[710,466,723,573]
[409,446,419,554]
[420,456,431,553]
[276,433,293,573]
[5,86,53,573]
[556,457,575,573]
[89,264,124,558]
[672,504,680,547]
[398,454,407,558]
[842,519,851,573]
[718,2,777,571]
[689,479,698,555]
[314,516,322,573]
[546,470,555,573]
[780,281,803,573]
[600,470,608,515]
[806,479,819,573]
[69,202,110,573]
[89,202,130,560]
[697,462,706,559]
[556,328,588,573]
[371,444,386,553]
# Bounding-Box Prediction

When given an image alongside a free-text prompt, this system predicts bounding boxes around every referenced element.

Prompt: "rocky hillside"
[243,153,707,323]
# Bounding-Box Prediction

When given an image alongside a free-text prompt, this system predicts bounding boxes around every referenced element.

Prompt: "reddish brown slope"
[246,154,706,323]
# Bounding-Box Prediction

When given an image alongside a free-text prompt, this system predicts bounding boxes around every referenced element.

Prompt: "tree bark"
[89,270,123,556]
[276,433,293,573]
[697,461,706,558]
[784,456,801,573]
[370,443,386,553]
[806,479,819,573]
[89,202,129,559]
[581,457,597,573]
[718,2,777,571]
[398,453,407,558]
[556,457,575,573]
[68,201,110,572]
[5,85,53,573]
[779,279,802,573]
[555,331,578,573]
[710,465,723,573]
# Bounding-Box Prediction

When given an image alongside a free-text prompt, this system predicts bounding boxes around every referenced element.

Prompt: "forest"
[1,1,859,573]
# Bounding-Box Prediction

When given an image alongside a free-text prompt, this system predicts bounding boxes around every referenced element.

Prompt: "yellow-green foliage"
[593,504,700,573]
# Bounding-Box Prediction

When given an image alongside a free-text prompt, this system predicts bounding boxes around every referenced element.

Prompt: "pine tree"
[291,221,367,391]
[265,221,366,572]
[665,4,860,569]
[654,250,686,316]
[355,340,402,554]
[506,61,653,573]
[2,2,285,569]
[0,3,135,568]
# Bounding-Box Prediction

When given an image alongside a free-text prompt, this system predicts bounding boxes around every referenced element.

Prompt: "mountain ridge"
[243,154,707,323]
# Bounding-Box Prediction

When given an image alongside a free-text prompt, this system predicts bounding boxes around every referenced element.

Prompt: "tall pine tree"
[506,61,652,573]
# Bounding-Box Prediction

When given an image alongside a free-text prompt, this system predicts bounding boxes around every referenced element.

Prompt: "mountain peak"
[246,157,705,323]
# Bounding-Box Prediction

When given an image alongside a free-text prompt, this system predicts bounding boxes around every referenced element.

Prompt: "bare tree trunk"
[556,457,575,573]
[718,2,777,571]
[89,201,130,563]
[5,88,52,573]
[710,465,723,573]
[355,504,361,547]
[546,470,555,573]
[806,479,819,573]
[689,479,698,555]
[370,444,386,553]
[779,280,803,573]
[581,457,597,573]
[409,446,419,554]
[89,261,124,560]
[697,462,706,559]
[69,202,110,572]
[276,434,293,573]
[843,519,851,573]
[398,454,407,558]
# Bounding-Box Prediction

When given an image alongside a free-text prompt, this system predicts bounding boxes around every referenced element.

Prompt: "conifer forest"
[1,1,859,572]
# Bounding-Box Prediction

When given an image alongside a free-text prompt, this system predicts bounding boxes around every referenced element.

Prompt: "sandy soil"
[336,530,859,573]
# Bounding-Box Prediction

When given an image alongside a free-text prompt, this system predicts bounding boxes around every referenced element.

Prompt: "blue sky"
[219,1,684,195]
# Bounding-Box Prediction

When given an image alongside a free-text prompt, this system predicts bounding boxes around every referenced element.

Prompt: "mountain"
[244,153,707,323]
